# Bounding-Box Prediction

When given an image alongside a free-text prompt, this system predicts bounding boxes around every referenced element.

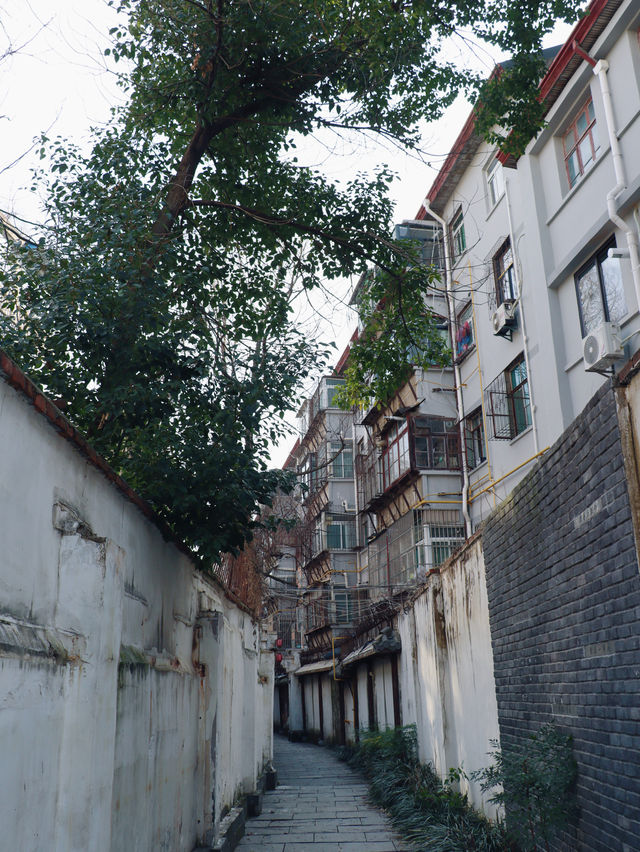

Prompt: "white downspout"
[423,200,472,538]
[504,179,539,455]
[591,57,640,310]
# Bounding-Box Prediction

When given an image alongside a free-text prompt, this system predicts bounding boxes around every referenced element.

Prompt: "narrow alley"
[237,736,408,852]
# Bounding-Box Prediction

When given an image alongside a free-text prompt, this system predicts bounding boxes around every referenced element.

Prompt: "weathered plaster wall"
[0,373,273,852]
[397,536,500,814]
[483,382,640,851]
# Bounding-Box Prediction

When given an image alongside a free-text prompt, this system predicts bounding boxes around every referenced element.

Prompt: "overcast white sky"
[0,1,575,466]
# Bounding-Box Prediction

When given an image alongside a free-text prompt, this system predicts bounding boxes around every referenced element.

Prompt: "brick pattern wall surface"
[483,383,640,852]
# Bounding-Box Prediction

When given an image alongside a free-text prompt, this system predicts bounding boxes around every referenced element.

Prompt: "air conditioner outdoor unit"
[491,301,517,336]
[582,322,623,371]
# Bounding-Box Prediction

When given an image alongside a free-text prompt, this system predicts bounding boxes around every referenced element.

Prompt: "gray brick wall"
[484,383,640,852]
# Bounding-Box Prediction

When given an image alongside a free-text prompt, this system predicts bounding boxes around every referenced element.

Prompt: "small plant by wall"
[472,725,578,852]
[340,726,509,851]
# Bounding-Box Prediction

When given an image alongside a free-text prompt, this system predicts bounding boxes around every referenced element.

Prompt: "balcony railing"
[303,377,346,432]
[367,508,465,594]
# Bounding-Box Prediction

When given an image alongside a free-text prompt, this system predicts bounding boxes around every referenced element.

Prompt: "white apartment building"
[418,0,640,529]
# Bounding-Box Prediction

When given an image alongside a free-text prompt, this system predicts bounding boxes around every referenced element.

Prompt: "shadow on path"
[236,734,409,852]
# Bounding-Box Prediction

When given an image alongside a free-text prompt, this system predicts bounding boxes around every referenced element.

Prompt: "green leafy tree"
[0,0,581,563]
[333,259,451,410]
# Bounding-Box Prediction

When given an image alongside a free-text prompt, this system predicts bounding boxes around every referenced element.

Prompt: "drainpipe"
[581,48,640,310]
[422,200,472,538]
[504,179,539,455]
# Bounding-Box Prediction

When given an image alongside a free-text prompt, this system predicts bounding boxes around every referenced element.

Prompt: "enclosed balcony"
[357,415,461,510]
[299,377,346,436]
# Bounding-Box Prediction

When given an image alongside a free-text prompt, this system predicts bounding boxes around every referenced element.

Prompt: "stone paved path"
[236,735,409,852]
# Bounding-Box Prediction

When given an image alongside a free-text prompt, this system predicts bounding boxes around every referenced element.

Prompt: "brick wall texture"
[483,383,640,852]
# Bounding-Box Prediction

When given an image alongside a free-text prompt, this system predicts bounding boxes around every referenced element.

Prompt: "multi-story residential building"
[292,376,362,647]
[351,221,466,597]
[417,0,640,528]
[279,0,640,762]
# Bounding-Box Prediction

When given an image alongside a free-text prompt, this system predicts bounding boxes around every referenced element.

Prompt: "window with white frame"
[487,157,504,207]
[325,517,356,549]
[330,441,353,478]
[493,238,516,306]
[575,238,627,336]
[325,377,345,407]
[563,99,600,189]
[412,511,465,571]
[451,209,466,262]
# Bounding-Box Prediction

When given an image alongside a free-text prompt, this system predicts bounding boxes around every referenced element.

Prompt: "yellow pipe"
[413,499,462,506]
[468,446,550,501]
[466,263,495,505]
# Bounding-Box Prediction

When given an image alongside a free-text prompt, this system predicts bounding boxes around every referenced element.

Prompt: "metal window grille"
[484,361,530,440]
[366,509,464,594]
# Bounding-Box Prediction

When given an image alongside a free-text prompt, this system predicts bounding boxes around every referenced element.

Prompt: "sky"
[0,1,576,467]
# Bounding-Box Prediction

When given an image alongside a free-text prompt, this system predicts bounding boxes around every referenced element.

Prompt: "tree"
[0,0,581,564]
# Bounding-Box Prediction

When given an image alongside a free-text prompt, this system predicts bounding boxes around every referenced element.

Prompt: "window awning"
[342,628,402,668]
[294,659,335,676]
[341,642,377,667]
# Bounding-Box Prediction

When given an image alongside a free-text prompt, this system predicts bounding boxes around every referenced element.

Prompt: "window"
[455,302,474,360]
[325,518,356,549]
[301,452,319,494]
[575,238,627,336]
[381,419,411,489]
[412,511,465,571]
[493,239,516,306]
[487,158,504,207]
[413,417,460,471]
[506,356,531,437]
[465,408,486,469]
[325,378,345,407]
[563,99,600,189]
[451,209,466,262]
[485,354,531,440]
[333,588,352,624]
[429,524,466,566]
[330,441,353,478]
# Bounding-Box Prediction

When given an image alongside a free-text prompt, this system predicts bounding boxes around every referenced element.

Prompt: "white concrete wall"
[0,373,273,851]
[397,536,500,816]
[287,671,305,732]
[372,657,395,730]
[355,663,370,730]
[302,677,320,735]
[343,680,356,745]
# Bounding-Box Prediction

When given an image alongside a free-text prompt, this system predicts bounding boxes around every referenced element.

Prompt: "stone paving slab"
[236,736,408,852]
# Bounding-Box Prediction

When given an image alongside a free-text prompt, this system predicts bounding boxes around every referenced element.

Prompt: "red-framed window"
[381,419,411,490]
[563,100,600,189]
[380,416,461,492]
